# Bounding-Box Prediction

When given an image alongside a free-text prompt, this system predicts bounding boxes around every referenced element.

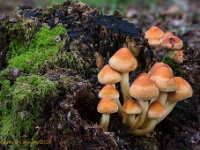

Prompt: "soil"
[0,0,199,150]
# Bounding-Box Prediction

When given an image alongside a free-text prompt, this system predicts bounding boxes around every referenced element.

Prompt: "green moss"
[0,74,58,149]
[7,21,96,76]
[0,69,11,116]
[163,56,183,76]
[6,20,35,58]
[8,24,67,73]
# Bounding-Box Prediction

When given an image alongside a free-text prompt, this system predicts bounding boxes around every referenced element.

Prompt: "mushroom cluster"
[97,47,137,131]
[128,62,193,135]
[97,46,193,136]
[145,26,184,64]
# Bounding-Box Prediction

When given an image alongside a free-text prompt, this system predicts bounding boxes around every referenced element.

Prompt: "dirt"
[0,0,200,150]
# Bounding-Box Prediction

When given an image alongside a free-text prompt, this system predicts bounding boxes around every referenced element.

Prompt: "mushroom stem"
[128,119,157,136]
[99,114,110,131]
[156,101,177,124]
[139,118,150,129]
[122,113,126,124]
[132,101,177,135]
[112,84,116,88]
[157,91,168,105]
[152,48,156,56]
[152,47,158,56]
[126,114,136,127]
[120,73,132,102]
[113,98,123,117]
[163,50,174,60]
[129,100,148,130]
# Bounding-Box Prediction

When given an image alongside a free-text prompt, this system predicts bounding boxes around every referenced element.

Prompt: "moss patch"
[8,24,66,73]
[163,56,183,76]
[0,73,57,149]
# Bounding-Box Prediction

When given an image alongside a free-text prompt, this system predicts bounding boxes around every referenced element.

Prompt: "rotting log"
[0,1,152,149]
[9,1,150,72]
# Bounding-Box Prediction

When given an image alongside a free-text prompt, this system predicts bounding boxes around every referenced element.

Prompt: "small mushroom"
[161,35,183,58]
[150,66,177,105]
[145,26,164,39]
[129,73,159,130]
[145,26,164,55]
[166,76,193,109]
[148,36,162,48]
[97,97,118,131]
[98,85,123,116]
[173,50,184,64]
[98,64,122,87]
[109,47,138,102]
[130,101,167,135]
[122,99,142,127]
[148,62,172,76]
[161,32,174,41]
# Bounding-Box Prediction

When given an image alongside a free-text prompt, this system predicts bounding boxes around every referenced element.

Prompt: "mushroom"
[97,97,118,131]
[161,32,174,41]
[98,64,122,87]
[143,77,193,130]
[148,101,167,119]
[148,62,173,76]
[98,85,123,116]
[162,77,193,121]
[148,37,162,55]
[109,47,138,102]
[161,35,183,58]
[150,66,177,105]
[148,36,162,47]
[173,50,184,64]
[145,26,164,55]
[145,26,164,39]
[129,73,159,130]
[130,101,167,135]
[122,99,142,127]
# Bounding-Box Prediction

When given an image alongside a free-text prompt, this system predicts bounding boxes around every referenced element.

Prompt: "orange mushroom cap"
[148,37,162,47]
[161,32,174,41]
[148,62,173,76]
[138,72,150,77]
[129,73,159,100]
[150,67,177,92]
[161,35,183,50]
[109,47,138,73]
[98,85,119,99]
[148,101,167,118]
[97,97,118,114]
[122,99,142,115]
[98,64,122,85]
[167,77,193,103]
[173,50,184,64]
[145,26,164,39]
